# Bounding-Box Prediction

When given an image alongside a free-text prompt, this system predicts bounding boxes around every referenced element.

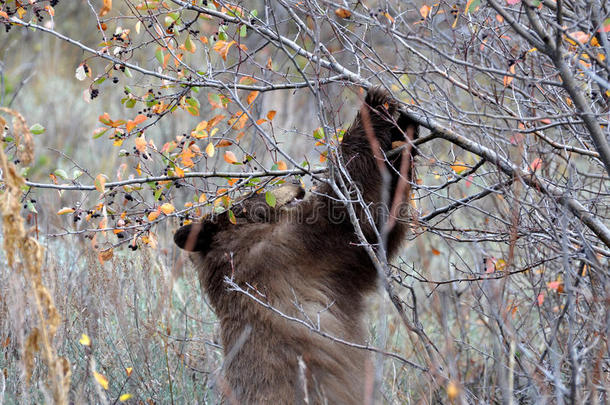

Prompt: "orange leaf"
[239,76,257,85]
[420,5,431,19]
[568,31,590,44]
[246,91,259,104]
[213,40,236,61]
[99,112,112,125]
[267,110,276,121]
[95,174,107,193]
[334,8,352,18]
[503,64,515,87]
[126,120,136,133]
[451,161,468,174]
[216,140,233,147]
[537,293,544,306]
[133,114,147,125]
[529,157,542,172]
[207,114,225,129]
[148,208,161,221]
[276,160,287,170]
[99,0,112,17]
[135,136,147,153]
[431,248,440,255]
[57,207,75,215]
[125,367,133,377]
[160,203,175,214]
[98,249,113,263]
[224,151,237,164]
[256,118,267,125]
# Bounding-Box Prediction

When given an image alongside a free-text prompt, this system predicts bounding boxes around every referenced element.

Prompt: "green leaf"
[465,0,481,13]
[239,25,247,37]
[313,127,325,140]
[123,67,133,78]
[26,201,38,213]
[185,35,195,52]
[93,128,108,139]
[227,209,236,224]
[155,49,164,65]
[265,191,276,208]
[125,98,136,108]
[54,169,69,180]
[186,97,200,108]
[30,124,45,135]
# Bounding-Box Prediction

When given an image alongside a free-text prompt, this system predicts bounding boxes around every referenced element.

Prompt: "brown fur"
[174,89,418,404]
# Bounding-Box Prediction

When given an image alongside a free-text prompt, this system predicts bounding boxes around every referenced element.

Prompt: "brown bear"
[174,89,418,404]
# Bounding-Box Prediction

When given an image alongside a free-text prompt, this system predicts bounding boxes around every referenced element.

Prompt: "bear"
[174,88,418,404]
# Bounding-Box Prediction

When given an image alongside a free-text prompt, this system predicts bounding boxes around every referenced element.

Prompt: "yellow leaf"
[198,193,207,203]
[451,161,468,174]
[447,381,459,400]
[195,120,208,132]
[125,367,133,377]
[246,91,259,104]
[160,203,175,214]
[206,142,215,157]
[174,166,185,178]
[79,334,91,346]
[94,371,109,390]
[17,7,26,19]
[120,393,133,402]
[57,207,75,215]
[95,174,107,193]
[224,151,237,164]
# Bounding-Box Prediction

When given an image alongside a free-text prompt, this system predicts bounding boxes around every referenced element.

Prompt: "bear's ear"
[174,222,218,252]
